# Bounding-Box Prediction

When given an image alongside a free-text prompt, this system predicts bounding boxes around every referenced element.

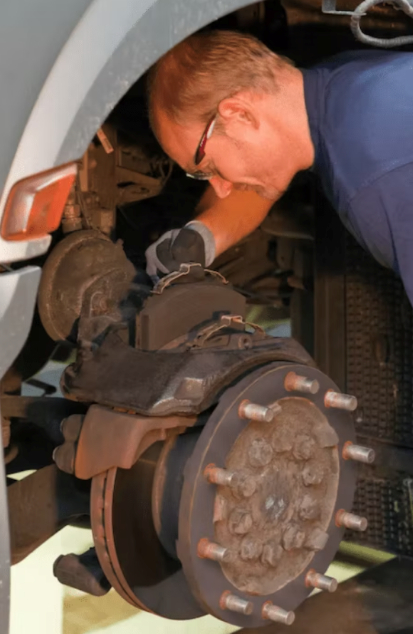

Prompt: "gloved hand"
[145,221,216,279]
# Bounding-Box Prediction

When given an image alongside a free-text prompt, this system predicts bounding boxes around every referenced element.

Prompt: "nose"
[209,176,233,199]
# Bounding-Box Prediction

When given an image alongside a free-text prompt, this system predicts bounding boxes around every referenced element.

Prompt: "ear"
[217,92,259,130]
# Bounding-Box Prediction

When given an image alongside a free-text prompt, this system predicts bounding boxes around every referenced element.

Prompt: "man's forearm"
[194,187,275,257]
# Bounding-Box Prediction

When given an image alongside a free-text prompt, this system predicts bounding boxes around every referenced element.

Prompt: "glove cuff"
[185,221,216,267]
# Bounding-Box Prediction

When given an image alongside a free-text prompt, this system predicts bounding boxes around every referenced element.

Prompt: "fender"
[0,0,253,263]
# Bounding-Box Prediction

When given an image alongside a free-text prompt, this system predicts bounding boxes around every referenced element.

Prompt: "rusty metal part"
[62,185,82,233]
[284,372,320,395]
[336,510,368,532]
[0,396,86,440]
[178,362,357,628]
[91,444,203,618]
[62,330,314,417]
[305,569,338,593]
[342,442,375,464]
[53,548,110,596]
[151,430,201,559]
[8,464,89,564]
[238,399,276,423]
[205,465,236,487]
[220,592,253,615]
[197,539,232,563]
[217,397,339,596]
[188,315,266,351]
[152,263,228,296]
[324,390,358,412]
[262,602,295,625]
[53,443,76,475]
[204,465,257,499]
[38,230,135,341]
[71,405,196,480]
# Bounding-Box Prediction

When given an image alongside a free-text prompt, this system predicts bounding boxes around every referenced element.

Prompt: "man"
[146,30,413,304]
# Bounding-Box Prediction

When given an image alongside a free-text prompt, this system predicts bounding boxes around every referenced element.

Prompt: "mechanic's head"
[148,30,314,200]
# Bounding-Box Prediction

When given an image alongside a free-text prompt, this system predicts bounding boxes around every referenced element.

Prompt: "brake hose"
[351,0,413,47]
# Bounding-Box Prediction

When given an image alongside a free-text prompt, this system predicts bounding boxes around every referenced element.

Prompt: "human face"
[154,95,298,201]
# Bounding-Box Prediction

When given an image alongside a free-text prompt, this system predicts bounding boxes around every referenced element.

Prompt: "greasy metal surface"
[38,230,135,341]
[138,281,246,351]
[239,558,413,634]
[62,331,314,415]
[53,548,110,596]
[8,464,89,564]
[216,397,340,595]
[74,404,196,479]
[91,444,204,618]
[0,396,86,445]
[178,363,357,628]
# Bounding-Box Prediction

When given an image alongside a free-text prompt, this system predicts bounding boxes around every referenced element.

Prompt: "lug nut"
[197,538,232,563]
[336,510,368,532]
[343,442,375,464]
[284,372,320,395]
[220,591,253,615]
[325,390,357,411]
[239,400,275,423]
[262,602,295,625]
[306,569,338,593]
[204,465,235,487]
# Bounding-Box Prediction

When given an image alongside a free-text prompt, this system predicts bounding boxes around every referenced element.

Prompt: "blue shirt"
[303,51,413,303]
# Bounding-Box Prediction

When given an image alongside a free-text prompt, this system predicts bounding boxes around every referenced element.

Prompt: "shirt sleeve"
[347,162,413,306]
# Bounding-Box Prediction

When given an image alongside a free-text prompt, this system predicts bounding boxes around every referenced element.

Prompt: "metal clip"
[152,263,228,295]
[189,314,265,349]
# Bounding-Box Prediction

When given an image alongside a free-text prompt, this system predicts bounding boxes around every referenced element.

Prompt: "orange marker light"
[1,162,77,241]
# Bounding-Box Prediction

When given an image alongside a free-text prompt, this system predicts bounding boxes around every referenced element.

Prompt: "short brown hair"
[147,30,291,130]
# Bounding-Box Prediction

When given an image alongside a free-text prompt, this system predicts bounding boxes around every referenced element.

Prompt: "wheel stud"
[306,569,338,593]
[336,510,368,532]
[197,538,232,563]
[262,602,295,625]
[343,442,375,464]
[325,390,357,411]
[284,371,320,395]
[238,400,276,423]
[220,591,253,615]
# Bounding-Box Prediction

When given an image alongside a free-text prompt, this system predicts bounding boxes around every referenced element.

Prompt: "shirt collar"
[302,67,324,173]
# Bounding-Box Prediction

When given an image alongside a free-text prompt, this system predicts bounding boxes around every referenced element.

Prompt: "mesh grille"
[345,235,413,446]
[349,476,413,555]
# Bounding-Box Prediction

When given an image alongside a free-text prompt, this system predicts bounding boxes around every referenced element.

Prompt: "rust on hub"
[214,397,340,595]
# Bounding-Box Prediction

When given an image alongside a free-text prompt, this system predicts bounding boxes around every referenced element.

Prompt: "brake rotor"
[90,442,204,618]
[178,362,357,628]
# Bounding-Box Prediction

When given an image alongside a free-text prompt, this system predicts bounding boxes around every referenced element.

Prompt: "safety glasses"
[186,114,217,181]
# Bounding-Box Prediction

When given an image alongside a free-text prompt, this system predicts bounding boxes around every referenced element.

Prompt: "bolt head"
[240,537,263,561]
[305,527,329,552]
[282,524,306,551]
[302,465,324,486]
[261,541,283,568]
[293,434,316,461]
[248,438,273,467]
[234,472,257,498]
[228,508,253,535]
[299,494,321,521]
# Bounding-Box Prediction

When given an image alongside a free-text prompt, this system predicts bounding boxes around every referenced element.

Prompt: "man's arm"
[145,187,275,277]
[195,186,275,257]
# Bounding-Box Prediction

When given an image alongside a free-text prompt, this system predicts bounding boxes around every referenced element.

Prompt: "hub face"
[217,397,340,595]
[178,362,357,628]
